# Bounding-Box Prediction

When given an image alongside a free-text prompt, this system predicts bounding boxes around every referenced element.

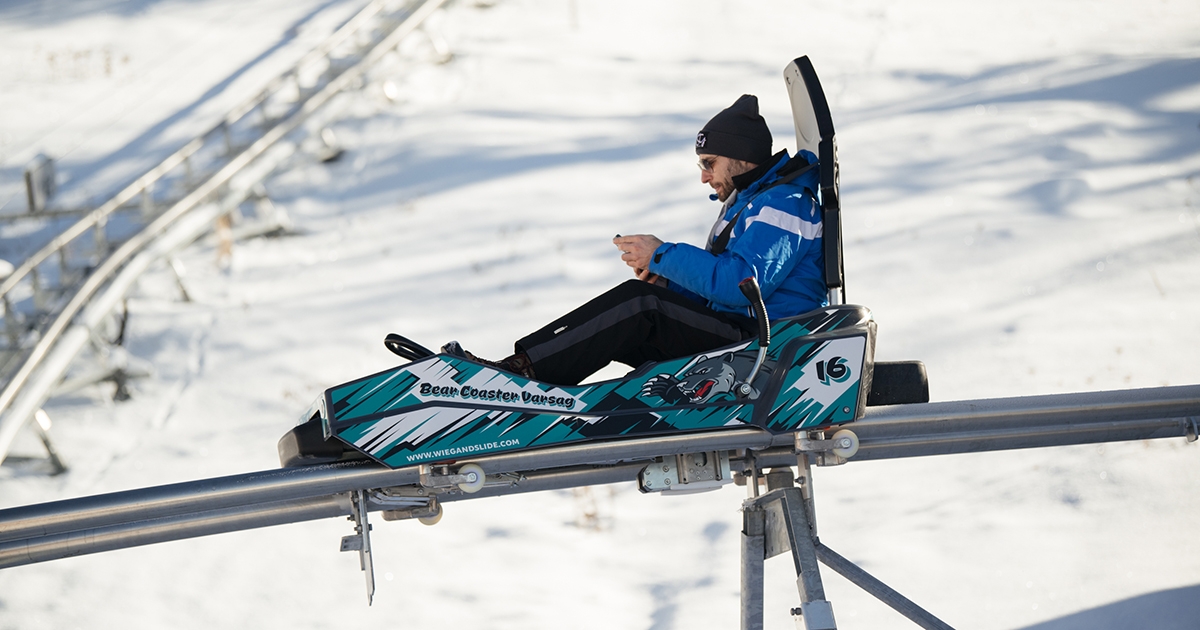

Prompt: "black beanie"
[695,94,772,164]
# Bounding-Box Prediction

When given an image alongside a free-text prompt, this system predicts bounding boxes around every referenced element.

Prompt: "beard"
[712,177,734,201]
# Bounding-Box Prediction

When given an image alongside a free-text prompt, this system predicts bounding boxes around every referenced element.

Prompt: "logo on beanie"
[695,132,707,149]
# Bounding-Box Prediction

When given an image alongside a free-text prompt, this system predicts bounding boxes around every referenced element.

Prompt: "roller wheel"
[831,429,859,459]
[418,503,443,526]
[456,463,485,493]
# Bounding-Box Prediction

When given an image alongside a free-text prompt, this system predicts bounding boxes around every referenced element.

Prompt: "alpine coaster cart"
[278,56,940,629]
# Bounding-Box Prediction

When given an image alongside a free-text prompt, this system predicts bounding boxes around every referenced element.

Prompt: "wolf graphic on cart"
[278,56,940,630]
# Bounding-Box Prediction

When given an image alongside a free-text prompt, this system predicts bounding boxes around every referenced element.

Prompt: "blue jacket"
[649,150,827,320]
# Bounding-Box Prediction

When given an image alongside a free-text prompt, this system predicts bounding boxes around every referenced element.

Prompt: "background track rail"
[0,0,449,466]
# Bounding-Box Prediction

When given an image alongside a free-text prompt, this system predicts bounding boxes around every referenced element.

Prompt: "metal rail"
[837,383,1200,459]
[0,0,450,464]
[0,384,1195,569]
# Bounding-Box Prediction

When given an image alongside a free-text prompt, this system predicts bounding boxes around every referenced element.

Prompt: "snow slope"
[0,0,365,214]
[1,0,1199,628]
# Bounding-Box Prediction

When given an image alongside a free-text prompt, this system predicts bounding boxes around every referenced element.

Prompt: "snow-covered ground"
[2,0,1199,628]
[0,0,367,213]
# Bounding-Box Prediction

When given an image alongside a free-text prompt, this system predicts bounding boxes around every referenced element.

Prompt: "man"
[445,94,826,386]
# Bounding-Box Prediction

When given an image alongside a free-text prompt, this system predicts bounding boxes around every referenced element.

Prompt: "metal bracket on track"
[339,489,375,605]
[638,451,732,494]
[379,494,440,523]
[795,428,859,467]
[417,462,495,493]
[369,487,442,524]
[418,463,475,489]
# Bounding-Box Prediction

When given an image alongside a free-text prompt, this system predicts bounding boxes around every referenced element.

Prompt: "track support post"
[740,502,766,630]
[741,485,836,629]
[738,462,957,629]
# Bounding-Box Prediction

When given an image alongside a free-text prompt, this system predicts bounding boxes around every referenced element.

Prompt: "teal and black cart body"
[308,305,874,468]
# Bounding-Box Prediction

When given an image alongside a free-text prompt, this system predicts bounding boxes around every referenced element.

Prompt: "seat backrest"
[783,56,844,305]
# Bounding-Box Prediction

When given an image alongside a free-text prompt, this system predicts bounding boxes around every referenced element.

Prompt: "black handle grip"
[738,277,770,347]
[384,333,435,362]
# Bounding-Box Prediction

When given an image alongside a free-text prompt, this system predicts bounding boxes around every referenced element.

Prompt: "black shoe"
[441,341,536,380]
[441,340,502,367]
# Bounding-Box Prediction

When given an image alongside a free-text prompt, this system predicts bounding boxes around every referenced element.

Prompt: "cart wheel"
[456,463,485,493]
[831,429,859,459]
[418,504,443,526]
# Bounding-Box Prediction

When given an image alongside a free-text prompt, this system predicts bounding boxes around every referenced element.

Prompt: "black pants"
[515,280,757,386]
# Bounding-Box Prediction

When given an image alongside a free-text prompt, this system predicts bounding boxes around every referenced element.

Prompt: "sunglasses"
[697,156,719,172]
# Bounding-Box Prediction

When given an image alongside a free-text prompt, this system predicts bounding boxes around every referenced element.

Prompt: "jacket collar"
[708,150,792,203]
[732,150,787,192]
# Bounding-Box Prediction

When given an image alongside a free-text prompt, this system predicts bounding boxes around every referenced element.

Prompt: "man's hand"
[613,234,664,278]
[636,268,667,286]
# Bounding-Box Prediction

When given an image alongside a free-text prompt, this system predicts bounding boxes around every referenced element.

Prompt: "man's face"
[698,154,736,201]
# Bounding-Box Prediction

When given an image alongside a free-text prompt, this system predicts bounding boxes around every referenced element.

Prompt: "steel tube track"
[0,429,769,546]
[0,463,657,569]
[842,383,1200,459]
[0,496,348,568]
[0,385,1195,569]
